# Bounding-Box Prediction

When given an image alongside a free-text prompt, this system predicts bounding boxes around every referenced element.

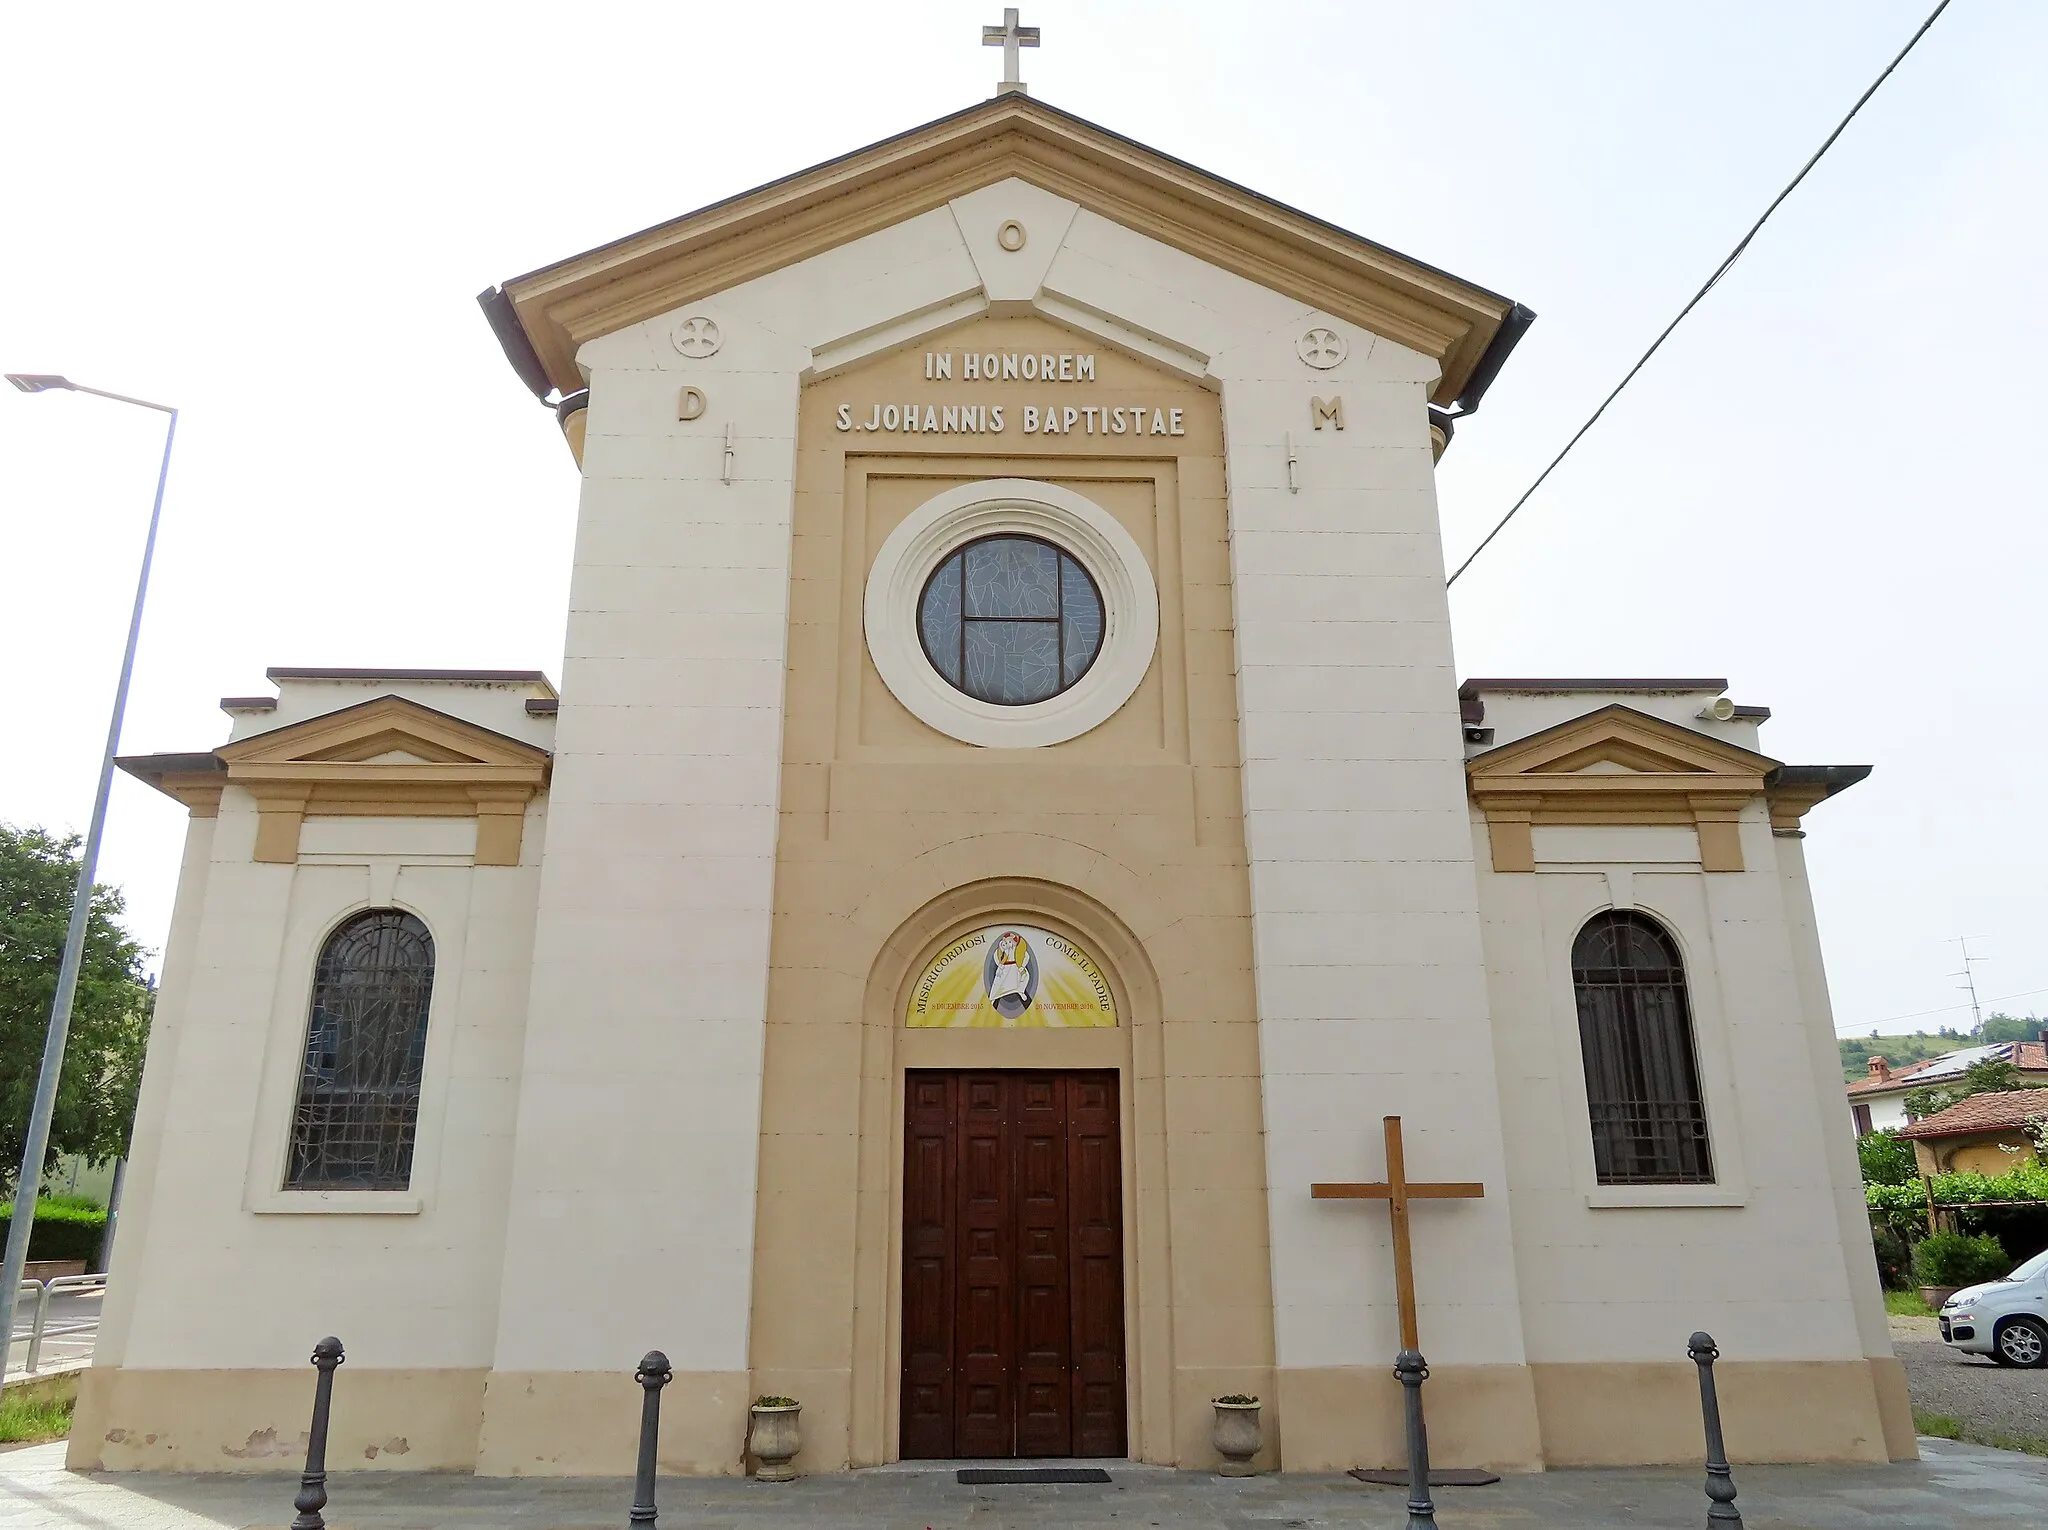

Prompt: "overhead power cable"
[1446,0,1953,588]
[1835,985,2048,1035]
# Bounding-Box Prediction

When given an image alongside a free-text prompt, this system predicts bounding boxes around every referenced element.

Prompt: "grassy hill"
[1839,1016,2045,1082]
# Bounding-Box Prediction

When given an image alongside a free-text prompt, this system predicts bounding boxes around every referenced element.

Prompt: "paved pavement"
[4,1439,2048,1529]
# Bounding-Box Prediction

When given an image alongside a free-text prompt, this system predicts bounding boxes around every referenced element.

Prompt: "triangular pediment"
[489,94,1522,410]
[218,694,549,774]
[1468,705,1777,789]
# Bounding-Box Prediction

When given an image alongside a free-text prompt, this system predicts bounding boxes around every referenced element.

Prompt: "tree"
[0,824,153,1191]
[1978,1014,2045,1045]
[1902,1058,2035,1123]
[1856,1129,1919,1187]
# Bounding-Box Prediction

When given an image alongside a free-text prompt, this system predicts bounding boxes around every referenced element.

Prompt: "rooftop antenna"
[982,7,1040,96]
[1953,936,1987,1032]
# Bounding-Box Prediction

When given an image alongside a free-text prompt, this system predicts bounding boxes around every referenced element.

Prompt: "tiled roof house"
[1896,1087,2048,1176]
[1846,1040,2048,1137]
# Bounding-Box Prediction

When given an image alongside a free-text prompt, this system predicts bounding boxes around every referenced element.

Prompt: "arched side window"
[285,910,435,1191]
[1571,911,1713,1185]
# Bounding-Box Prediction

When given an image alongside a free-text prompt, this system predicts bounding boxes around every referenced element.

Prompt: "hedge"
[0,1200,108,1265]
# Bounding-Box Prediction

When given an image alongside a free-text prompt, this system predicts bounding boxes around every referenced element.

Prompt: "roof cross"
[982,7,1040,95]
[1311,1115,1485,1352]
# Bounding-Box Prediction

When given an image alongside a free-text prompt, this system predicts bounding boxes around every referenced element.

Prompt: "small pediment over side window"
[1466,705,1776,873]
[213,695,551,866]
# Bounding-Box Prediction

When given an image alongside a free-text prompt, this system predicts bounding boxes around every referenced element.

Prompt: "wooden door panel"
[1067,1072,1127,1458]
[899,1073,955,1459]
[1013,1075,1071,1456]
[901,1069,1125,1460]
[954,1073,1014,1458]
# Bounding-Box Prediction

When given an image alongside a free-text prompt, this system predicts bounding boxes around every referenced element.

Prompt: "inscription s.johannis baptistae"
[835,351,1188,438]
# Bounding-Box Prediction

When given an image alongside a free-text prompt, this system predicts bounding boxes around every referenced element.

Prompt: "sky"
[2,1,2041,1039]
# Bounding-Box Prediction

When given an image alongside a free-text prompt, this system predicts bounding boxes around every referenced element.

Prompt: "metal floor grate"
[957,1467,1114,1484]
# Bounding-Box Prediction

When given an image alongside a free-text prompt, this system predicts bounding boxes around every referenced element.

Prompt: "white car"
[1939,1247,2048,1367]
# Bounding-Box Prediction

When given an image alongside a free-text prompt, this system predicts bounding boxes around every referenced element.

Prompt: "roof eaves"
[486,92,1528,411]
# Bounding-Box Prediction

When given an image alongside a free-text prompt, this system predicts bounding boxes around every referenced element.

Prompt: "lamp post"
[0,374,177,1379]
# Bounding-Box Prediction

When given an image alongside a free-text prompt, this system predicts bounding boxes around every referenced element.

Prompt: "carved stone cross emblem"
[1297,326,1348,369]
[671,315,722,359]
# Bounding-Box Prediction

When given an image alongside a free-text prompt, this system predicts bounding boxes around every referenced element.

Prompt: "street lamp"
[0,373,177,1379]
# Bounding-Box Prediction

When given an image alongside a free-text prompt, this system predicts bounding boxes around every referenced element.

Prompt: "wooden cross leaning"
[1311,1115,1484,1352]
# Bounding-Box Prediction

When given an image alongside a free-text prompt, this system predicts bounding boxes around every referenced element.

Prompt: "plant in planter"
[1211,1393,1261,1476]
[1913,1230,2010,1308]
[747,1395,801,1481]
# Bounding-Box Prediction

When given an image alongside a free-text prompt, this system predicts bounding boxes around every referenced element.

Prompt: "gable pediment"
[489,94,1523,411]
[1467,706,1776,874]
[215,695,549,866]
[1469,705,1776,791]
[219,694,547,774]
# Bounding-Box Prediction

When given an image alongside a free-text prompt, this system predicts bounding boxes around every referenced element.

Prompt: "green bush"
[1868,1159,2048,1243]
[1870,1223,1913,1289]
[1867,1182,1930,1241]
[1912,1230,2010,1288]
[0,1199,107,1264]
[1857,1130,1919,1187]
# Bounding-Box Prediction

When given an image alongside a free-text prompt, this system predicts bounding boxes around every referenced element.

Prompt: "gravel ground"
[1896,1337,2048,1443]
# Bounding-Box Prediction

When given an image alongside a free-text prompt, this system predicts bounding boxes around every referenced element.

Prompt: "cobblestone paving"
[5,1440,2048,1530]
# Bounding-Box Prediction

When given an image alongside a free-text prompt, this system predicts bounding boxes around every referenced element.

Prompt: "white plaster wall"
[1477,804,1888,1362]
[101,779,546,1371]
[94,812,215,1366]
[1774,828,1894,1360]
[1207,312,1528,1371]
[487,288,810,1376]
[1863,1095,1910,1132]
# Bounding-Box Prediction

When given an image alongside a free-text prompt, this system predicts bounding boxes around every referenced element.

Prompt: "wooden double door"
[900,1070,1127,1459]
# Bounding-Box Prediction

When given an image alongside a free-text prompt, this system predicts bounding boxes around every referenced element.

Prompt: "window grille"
[917,534,1104,705]
[1571,911,1713,1185]
[285,909,435,1191]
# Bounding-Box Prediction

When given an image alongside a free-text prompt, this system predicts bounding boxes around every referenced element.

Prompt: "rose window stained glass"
[917,535,1105,705]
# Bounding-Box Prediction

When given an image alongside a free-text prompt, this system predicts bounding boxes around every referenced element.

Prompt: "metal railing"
[7,1272,107,1379]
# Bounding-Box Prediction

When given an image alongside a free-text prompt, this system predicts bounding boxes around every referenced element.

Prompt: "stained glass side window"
[285,909,435,1191]
[1571,911,1713,1186]
[916,535,1105,706]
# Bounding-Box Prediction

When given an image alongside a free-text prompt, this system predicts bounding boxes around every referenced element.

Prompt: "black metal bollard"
[1393,1348,1438,1530]
[290,1336,345,1530]
[630,1350,673,1526]
[1687,1332,1743,1528]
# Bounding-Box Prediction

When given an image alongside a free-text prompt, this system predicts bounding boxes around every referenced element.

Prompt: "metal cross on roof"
[982,7,1040,95]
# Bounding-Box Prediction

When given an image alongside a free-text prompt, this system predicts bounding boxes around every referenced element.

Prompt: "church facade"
[80,93,1911,1476]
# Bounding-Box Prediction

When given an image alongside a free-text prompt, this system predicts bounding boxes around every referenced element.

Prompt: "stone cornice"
[1466,706,1781,873]
[204,695,551,865]
[496,94,1520,408]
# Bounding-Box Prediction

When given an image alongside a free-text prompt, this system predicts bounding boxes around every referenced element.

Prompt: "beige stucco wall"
[1936,1135,2038,1175]
[746,315,1276,1472]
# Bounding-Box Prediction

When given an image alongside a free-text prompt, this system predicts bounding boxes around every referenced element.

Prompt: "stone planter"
[1211,1398,1262,1476]
[747,1402,801,1481]
[1920,1286,1959,1312]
